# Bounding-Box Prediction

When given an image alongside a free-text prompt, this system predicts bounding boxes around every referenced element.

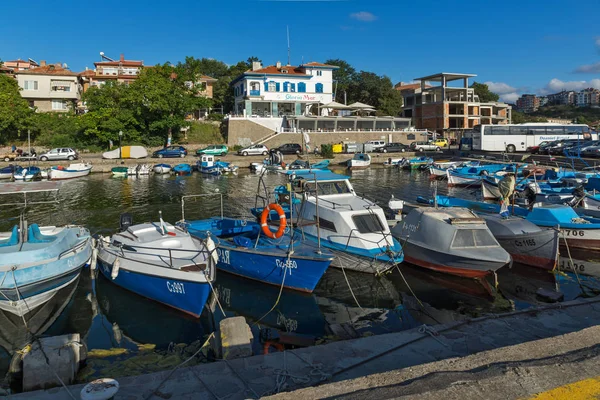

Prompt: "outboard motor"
[566,185,586,207]
[119,213,133,232]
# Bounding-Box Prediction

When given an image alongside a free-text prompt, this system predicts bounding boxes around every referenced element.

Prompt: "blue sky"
[1,0,599,102]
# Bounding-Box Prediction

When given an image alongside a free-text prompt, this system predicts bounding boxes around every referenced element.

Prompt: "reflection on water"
[1,168,599,384]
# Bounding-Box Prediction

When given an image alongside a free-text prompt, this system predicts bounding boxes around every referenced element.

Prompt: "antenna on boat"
[159,210,166,235]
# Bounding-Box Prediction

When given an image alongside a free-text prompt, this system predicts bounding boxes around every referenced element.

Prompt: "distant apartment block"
[3,58,40,71]
[547,90,575,105]
[15,62,79,112]
[400,72,511,135]
[79,53,144,92]
[516,94,540,113]
[538,96,548,107]
[576,88,600,107]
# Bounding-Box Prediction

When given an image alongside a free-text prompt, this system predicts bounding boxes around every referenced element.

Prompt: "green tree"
[324,59,356,103]
[346,71,402,115]
[470,82,500,102]
[0,74,33,143]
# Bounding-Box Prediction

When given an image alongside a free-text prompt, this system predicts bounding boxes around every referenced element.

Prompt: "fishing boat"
[447,164,518,187]
[197,155,222,175]
[402,156,433,170]
[0,165,18,180]
[13,166,44,181]
[429,195,600,252]
[0,181,93,316]
[173,163,193,176]
[254,170,404,274]
[97,213,217,317]
[137,164,151,175]
[288,159,330,170]
[111,166,128,177]
[182,216,334,293]
[153,163,171,174]
[383,158,404,167]
[347,153,371,170]
[48,163,92,180]
[390,207,511,278]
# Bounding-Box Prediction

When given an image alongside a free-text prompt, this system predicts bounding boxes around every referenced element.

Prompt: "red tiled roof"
[16,65,78,76]
[246,65,308,76]
[395,83,422,91]
[78,70,96,77]
[94,60,143,67]
[199,75,217,81]
[301,62,338,68]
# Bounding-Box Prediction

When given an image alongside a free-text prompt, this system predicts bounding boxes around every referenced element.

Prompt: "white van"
[364,140,386,152]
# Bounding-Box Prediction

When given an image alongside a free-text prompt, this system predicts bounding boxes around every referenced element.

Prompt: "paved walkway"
[10,297,600,400]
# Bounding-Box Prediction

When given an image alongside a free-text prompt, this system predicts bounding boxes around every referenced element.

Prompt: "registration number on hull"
[562,230,585,237]
[167,281,186,294]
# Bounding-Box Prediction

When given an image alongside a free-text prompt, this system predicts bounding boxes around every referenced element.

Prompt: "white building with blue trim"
[231,61,338,117]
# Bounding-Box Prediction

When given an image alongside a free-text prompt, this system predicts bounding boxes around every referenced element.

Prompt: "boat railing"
[180,193,224,222]
[58,236,91,260]
[311,196,354,211]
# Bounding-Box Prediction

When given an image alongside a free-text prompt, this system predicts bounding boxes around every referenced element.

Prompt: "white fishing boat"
[97,213,216,317]
[347,153,371,170]
[153,163,171,174]
[138,164,151,175]
[48,163,92,180]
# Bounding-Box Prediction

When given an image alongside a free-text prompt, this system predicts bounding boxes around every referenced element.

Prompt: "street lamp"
[119,131,123,159]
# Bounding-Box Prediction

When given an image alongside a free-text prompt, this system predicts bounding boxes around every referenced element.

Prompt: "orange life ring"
[260,203,286,239]
[263,341,285,354]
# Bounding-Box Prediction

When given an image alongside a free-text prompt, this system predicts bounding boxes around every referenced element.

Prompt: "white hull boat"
[48,163,92,180]
[347,153,371,170]
[153,164,172,174]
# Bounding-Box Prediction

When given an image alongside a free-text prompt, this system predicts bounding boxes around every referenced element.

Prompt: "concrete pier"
[9,297,600,399]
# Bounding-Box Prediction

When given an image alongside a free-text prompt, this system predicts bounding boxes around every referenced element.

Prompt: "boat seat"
[0,226,19,247]
[28,224,56,243]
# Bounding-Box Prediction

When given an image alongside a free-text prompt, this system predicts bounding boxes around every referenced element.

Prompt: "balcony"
[249,90,260,96]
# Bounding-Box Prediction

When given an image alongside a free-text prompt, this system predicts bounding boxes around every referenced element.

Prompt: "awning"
[321,101,352,110]
[348,101,374,110]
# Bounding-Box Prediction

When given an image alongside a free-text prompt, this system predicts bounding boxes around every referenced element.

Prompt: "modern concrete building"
[576,88,600,107]
[516,94,540,113]
[547,90,575,105]
[15,62,79,112]
[231,61,338,117]
[400,72,511,136]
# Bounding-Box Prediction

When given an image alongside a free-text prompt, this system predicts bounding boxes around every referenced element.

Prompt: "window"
[315,216,337,232]
[283,82,289,92]
[313,181,351,196]
[51,80,72,92]
[452,229,498,248]
[23,80,38,90]
[298,82,306,93]
[102,67,118,75]
[352,214,384,234]
[317,70,323,76]
[290,83,296,92]
[315,83,324,93]
[566,126,583,135]
[268,82,277,92]
[52,100,67,110]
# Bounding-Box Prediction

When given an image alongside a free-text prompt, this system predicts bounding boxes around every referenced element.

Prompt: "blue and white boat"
[172,163,192,176]
[197,154,237,175]
[0,165,18,180]
[447,163,518,187]
[288,159,330,170]
[97,214,216,317]
[347,153,371,170]
[48,163,92,180]
[153,163,171,174]
[254,170,404,274]
[181,217,334,293]
[13,166,46,181]
[0,181,93,316]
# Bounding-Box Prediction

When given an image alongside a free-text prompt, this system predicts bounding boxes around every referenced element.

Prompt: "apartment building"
[576,88,600,107]
[14,62,79,112]
[547,90,575,105]
[79,53,144,92]
[401,72,511,135]
[3,58,39,71]
[515,94,540,113]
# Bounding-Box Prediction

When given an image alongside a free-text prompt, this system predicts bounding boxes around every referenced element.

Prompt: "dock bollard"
[80,378,119,400]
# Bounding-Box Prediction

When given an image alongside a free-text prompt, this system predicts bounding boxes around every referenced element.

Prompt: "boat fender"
[111,258,120,280]
[262,340,285,355]
[206,236,219,265]
[260,203,287,239]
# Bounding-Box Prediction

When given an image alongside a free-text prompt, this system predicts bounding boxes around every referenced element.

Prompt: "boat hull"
[402,241,508,278]
[447,170,481,187]
[495,229,559,270]
[49,167,92,180]
[482,179,501,199]
[153,166,171,174]
[214,246,330,293]
[97,259,211,318]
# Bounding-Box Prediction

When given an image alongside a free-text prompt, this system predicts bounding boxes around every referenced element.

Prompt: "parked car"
[565,140,600,156]
[538,140,560,155]
[38,148,78,161]
[237,144,269,156]
[375,143,409,153]
[410,141,440,152]
[196,144,228,156]
[273,143,302,155]
[582,145,600,157]
[547,139,581,155]
[431,138,449,148]
[365,140,386,150]
[526,141,550,154]
[152,146,188,158]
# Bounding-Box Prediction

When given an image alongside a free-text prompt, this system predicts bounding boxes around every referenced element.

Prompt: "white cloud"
[500,93,520,103]
[484,81,517,95]
[349,11,377,22]
[539,78,600,94]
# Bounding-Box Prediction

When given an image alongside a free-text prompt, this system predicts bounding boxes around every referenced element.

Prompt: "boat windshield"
[451,229,498,248]
[306,181,351,196]
[352,214,384,234]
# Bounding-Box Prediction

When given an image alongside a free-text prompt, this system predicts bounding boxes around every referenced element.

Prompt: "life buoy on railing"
[260,203,287,239]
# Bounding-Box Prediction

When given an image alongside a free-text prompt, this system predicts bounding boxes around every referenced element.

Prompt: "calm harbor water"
[1,167,599,384]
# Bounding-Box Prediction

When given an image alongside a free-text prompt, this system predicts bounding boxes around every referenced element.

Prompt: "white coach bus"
[463,123,596,152]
